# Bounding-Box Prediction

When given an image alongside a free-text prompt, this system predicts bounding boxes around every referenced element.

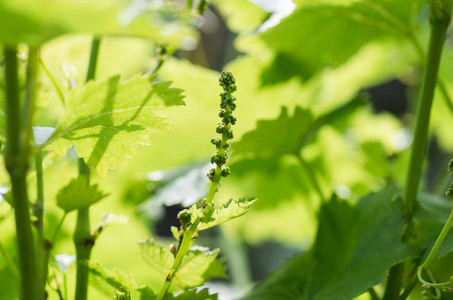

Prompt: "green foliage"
[187,197,257,231]
[56,175,107,213]
[138,239,227,290]
[43,74,185,176]
[0,0,194,46]
[259,0,424,81]
[245,187,415,300]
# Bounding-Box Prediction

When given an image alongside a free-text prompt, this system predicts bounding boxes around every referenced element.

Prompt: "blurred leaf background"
[1,0,453,299]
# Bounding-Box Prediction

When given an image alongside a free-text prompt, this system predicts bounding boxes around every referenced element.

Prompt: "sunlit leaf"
[138,240,227,290]
[43,74,185,176]
[87,260,138,292]
[0,0,195,46]
[188,197,257,231]
[56,175,107,213]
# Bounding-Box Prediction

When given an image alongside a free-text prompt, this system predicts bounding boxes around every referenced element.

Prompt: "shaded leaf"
[234,106,313,158]
[259,0,424,81]
[44,74,185,176]
[56,176,107,213]
[245,186,416,300]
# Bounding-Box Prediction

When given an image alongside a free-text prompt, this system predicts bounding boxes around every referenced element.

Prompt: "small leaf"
[189,197,257,231]
[138,239,227,289]
[138,239,174,275]
[56,176,107,213]
[44,74,185,177]
[87,260,138,292]
[170,288,218,300]
[176,247,227,289]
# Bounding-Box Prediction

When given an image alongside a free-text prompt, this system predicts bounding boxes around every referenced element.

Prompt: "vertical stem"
[4,47,43,300]
[186,0,193,10]
[74,37,100,300]
[85,38,100,83]
[34,149,48,287]
[383,4,450,299]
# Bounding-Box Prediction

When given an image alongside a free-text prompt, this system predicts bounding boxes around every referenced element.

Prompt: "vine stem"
[4,46,43,300]
[156,83,234,299]
[34,148,48,287]
[422,207,453,269]
[383,3,451,299]
[74,37,100,300]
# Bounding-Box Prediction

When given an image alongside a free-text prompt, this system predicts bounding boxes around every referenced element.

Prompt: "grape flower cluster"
[207,71,237,182]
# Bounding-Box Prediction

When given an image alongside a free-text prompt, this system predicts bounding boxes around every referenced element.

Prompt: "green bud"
[177,210,192,225]
[220,166,230,177]
[449,159,453,173]
[169,243,177,255]
[226,130,234,140]
[446,182,453,200]
[223,143,230,149]
[216,123,225,134]
[211,137,221,146]
[201,203,215,223]
[207,168,216,181]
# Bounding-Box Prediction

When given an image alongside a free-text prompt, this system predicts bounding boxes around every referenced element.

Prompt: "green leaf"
[138,239,174,275]
[188,197,257,231]
[176,246,227,289]
[56,176,107,213]
[259,0,424,81]
[135,286,157,300]
[245,186,416,300]
[138,240,227,290]
[44,74,185,176]
[87,260,138,292]
[234,106,313,158]
[169,288,218,300]
[0,0,195,46]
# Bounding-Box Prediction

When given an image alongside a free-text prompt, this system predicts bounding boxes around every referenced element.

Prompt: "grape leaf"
[0,0,195,46]
[258,0,424,81]
[138,240,227,290]
[56,176,107,213]
[169,289,218,300]
[43,74,185,176]
[188,197,257,231]
[234,106,313,158]
[87,260,158,300]
[87,260,138,292]
[245,186,417,300]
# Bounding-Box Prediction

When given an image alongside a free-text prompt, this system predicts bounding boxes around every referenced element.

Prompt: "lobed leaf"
[87,260,138,292]
[56,175,107,213]
[188,197,257,231]
[245,186,417,300]
[88,260,157,299]
[138,240,227,290]
[169,288,218,300]
[43,74,185,176]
